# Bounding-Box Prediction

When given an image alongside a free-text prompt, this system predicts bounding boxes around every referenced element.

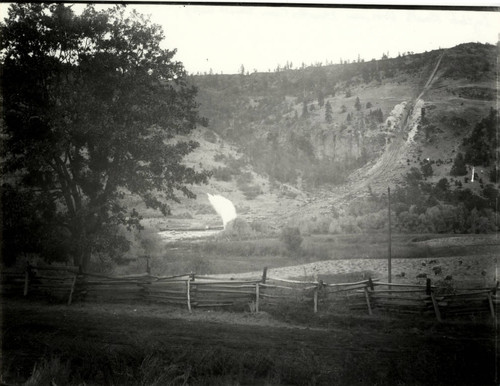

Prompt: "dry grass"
[2,300,496,385]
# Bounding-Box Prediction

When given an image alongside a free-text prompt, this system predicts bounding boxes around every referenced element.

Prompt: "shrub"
[213,153,225,162]
[450,152,467,176]
[212,167,233,181]
[420,160,433,178]
[239,184,262,200]
[280,227,303,254]
[489,167,499,183]
[250,220,273,235]
[328,219,341,234]
[236,171,254,185]
[222,218,253,239]
[203,129,217,143]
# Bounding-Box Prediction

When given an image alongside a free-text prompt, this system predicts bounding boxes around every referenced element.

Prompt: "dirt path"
[2,299,497,385]
[285,52,447,222]
[348,51,445,194]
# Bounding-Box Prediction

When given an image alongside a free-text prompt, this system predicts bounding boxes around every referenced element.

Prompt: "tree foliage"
[1,4,209,268]
[280,227,303,254]
[450,152,468,176]
[354,96,361,111]
[463,108,498,167]
[325,101,333,123]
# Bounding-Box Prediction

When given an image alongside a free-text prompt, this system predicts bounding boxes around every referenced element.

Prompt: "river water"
[157,229,222,243]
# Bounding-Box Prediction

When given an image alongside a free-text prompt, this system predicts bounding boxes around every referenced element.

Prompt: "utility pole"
[388,187,392,284]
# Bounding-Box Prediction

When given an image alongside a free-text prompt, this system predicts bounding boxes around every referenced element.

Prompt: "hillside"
[152,42,498,232]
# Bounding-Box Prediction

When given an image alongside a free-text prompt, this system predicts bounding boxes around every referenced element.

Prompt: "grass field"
[2,300,497,385]
[116,232,498,279]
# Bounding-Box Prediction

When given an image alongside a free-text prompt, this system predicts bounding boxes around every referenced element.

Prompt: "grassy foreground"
[1,299,497,385]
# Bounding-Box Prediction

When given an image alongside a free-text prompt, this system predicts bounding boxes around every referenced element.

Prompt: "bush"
[213,153,225,162]
[222,218,253,239]
[420,160,433,178]
[489,167,499,183]
[450,152,467,176]
[239,184,262,200]
[203,129,217,143]
[212,167,233,181]
[250,220,273,235]
[236,171,254,185]
[280,227,303,255]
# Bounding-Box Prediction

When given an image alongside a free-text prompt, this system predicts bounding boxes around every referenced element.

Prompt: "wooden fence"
[1,264,497,322]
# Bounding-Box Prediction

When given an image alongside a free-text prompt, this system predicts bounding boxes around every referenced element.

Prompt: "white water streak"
[207,193,237,229]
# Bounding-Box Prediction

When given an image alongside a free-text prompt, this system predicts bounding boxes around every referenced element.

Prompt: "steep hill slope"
[155,43,497,230]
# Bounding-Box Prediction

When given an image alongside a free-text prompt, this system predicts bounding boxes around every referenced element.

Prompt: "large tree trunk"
[73,244,92,272]
[71,225,92,272]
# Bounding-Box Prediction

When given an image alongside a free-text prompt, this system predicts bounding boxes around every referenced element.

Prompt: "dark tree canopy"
[325,101,333,124]
[450,152,468,176]
[1,4,210,269]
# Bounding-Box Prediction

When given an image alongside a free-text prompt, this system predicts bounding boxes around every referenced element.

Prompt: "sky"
[1,3,499,75]
[122,4,500,74]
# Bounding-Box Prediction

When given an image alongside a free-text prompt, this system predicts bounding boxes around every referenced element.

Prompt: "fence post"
[488,282,498,319]
[255,283,260,313]
[186,278,192,313]
[487,292,495,319]
[313,286,318,313]
[262,267,268,284]
[313,280,324,314]
[364,286,373,316]
[426,278,431,296]
[427,279,442,322]
[23,262,31,297]
[67,274,77,306]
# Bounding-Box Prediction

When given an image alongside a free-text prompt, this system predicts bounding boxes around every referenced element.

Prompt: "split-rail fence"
[1,264,497,322]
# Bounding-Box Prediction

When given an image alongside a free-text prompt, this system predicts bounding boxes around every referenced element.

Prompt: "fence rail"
[1,264,497,321]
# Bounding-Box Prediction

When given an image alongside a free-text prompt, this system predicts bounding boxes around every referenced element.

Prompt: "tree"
[280,227,303,255]
[450,152,467,176]
[464,108,498,166]
[301,101,309,118]
[317,90,325,107]
[354,97,361,111]
[420,160,433,178]
[1,4,210,270]
[325,101,333,123]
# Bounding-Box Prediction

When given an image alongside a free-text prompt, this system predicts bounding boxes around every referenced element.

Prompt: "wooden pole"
[364,287,373,315]
[313,286,318,313]
[23,263,30,296]
[488,292,495,319]
[186,279,192,313]
[262,267,268,284]
[255,283,260,313]
[67,274,77,305]
[427,280,441,322]
[388,187,392,285]
[426,278,432,296]
[430,292,442,322]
